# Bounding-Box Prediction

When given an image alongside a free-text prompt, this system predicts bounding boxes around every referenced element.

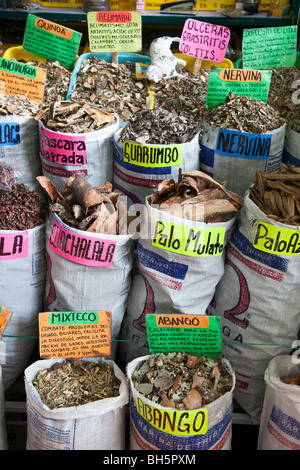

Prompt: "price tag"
[39,310,111,359]
[0,306,12,340]
[146,314,222,357]
[87,11,142,53]
[179,19,230,63]
[206,68,272,109]
[0,58,46,104]
[242,25,297,69]
[23,14,82,69]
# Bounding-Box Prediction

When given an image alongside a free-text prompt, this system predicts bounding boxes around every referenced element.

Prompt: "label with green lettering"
[152,219,225,257]
[146,314,222,357]
[253,221,300,255]
[123,141,182,168]
[206,68,272,108]
[49,311,99,325]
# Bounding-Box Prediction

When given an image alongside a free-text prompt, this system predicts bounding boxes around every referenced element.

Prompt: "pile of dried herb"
[268,66,300,122]
[204,92,285,134]
[249,164,300,226]
[281,373,300,386]
[32,360,121,409]
[0,94,41,117]
[37,101,116,134]
[152,71,210,121]
[132,352,233,409]
[0,181,48,231]
[70,57,150,121]
[288,106,300,133]
[118,108,202,145]
[37,174,134,235]
[149,169,243,224]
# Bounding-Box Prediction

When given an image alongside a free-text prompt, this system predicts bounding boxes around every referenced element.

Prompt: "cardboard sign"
[0,306,12,340]
[152,219,225,257]
[87,11,142,53]
[48,218,116,267]
[242,25,297,69]
[146,314,222,357]
[253,221,300,256]
[0,58,46,104]
[179,19,230,63]
[216,129,272,159]
[123,141,182,168]
[206,68,272,108]
[23,14,82,69]
[39,310,111,358]
[0,122,21,146]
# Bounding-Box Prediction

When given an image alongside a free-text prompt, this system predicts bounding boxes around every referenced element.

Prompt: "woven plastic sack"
[282,126,300,167]
[0,223,47,390]
[25,357,128,450]
[207,192,300,424]
[118,198,236,363]
[200,122,286,196]
[44,212,135,358]
[113,128,201,206]
[127,355,235,450]
[39,114,119,192]
[0,366,8,450]
[258,355,300,450]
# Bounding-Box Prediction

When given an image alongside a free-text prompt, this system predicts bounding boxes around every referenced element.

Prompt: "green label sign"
[206,68,272,108]
[23,14,82,69]
[242,25,297,69]
[146,314,222,357]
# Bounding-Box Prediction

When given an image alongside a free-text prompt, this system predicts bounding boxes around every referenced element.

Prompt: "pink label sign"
[48,219,116,267]
[39,123,87,166]
[0,231,29,260]
[179,19,230,63]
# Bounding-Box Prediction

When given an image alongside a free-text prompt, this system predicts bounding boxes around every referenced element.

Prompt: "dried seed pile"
[152,71,210,121]
[37,101,116,134]
[0,164,17,191]
[204,92,285,134]
[0,94,41,117]
[249,164,300,226]
[149,169,243,224]
[132,352,233,410]
[118,108,202,145]
[38,174,133,235]
[288,106,300,133]
[0,180,48,231]
[70,57,150,121]
[268,66,300,122]
[281,373,300,386]
[32,360,121,409]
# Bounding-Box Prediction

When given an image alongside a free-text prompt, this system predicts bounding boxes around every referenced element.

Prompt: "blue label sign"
[0,123,21,146]
[216,129,271,159]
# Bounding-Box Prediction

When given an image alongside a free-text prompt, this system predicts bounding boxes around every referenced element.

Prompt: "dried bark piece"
[186,355,201,368]
[153,372,173,391]
[161,394,176,408]
[36,175,63,204]
[183,389,202,410]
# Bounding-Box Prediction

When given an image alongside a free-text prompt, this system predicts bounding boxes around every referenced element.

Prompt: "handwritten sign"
[39,310,111,358]
[216,129,272,159]
[179,19,230,62]
[48,218,116,267]
[152,219,225,257]
[146,314,222,357]
[123,141,182,168]
[23,14,82,69]
[0,58,46,104]
[87,11,142,53]
[242,25,297,69]
[39,123,87,166]
[206,68,272,108]
[0,306,12,340]
[0,231,29,260]
[253,221,300,255]
[0,123,20,146]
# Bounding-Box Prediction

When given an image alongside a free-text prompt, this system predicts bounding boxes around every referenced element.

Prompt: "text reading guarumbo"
[253,221,300,255]
[216,129,271,159]
[135,396,208,435]
[123,141,182,167]
[49,220,116,267]
[152,220,225,257]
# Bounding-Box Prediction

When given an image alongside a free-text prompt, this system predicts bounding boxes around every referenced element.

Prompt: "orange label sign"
[39,310,111,359]
[0,306,12,340]
[34,17,73,40]
[219,68,263,82]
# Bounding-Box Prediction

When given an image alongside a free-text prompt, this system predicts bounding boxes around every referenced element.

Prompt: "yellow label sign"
[152,219,225,257]
[123,141,182,168]
[253,221,300,255]
[135,395,208,435]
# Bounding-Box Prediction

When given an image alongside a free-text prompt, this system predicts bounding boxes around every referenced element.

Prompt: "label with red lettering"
[0,231,29,260]
[48,219,116,267]
[39,123,87,166]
